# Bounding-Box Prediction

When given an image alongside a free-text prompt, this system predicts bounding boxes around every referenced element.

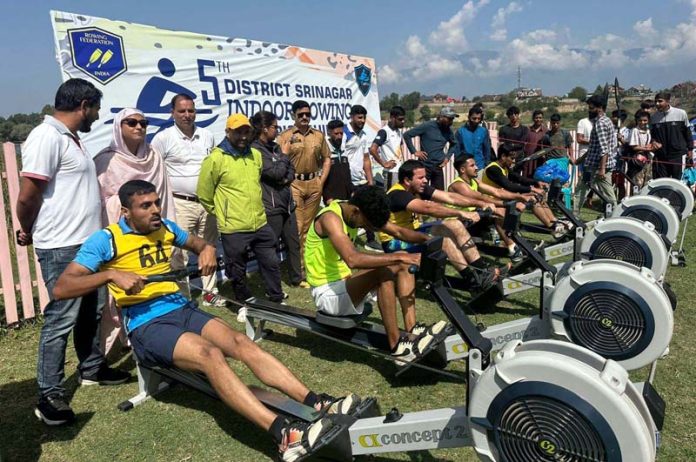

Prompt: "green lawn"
[1,214,694,462]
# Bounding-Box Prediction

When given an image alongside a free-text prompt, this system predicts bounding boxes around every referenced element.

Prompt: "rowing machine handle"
[477,208,493,219]
[408,265,419,274]
[145,267,200,283]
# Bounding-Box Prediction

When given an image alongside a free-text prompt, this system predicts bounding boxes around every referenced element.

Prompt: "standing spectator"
[523,110,547,177]
[574,114,594,211]
[498,106,530,164]
[343,104,380,251]
[277,101,331,272]
[151,94,223,307]
[574,95,618,212]
[538,113,574,171]
[627,110,657,190]
[250,111,304,288]
[93,107,176,356]
[16,78,129,426]
[610,109,630,200]
[403,107,459,190]
[454,105,493,170]
[641,99,656,116]
[322,120,353,205]
[369,105,406,190]
[197,114,284,303]
[650,92,692,179]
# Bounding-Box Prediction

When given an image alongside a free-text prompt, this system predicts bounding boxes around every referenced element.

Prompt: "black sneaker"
[35,394,75,426]
[79,367,131,386]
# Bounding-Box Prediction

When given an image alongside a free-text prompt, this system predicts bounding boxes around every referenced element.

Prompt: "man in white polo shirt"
[151,94,223,307]
[16,78,130,426]
[369,105,406,190]
[343,104,381,251]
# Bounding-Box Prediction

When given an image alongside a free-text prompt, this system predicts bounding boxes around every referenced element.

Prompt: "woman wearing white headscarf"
[93,108,176,356]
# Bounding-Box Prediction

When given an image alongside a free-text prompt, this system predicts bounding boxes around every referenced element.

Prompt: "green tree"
[419,105,432,121]
[568,86,587,101]
[41,104,54,116]
[400,91,421,111]
[380,92,400,112]
[9,123,33,142]
[405,110,416,127]
[592,85,604,96]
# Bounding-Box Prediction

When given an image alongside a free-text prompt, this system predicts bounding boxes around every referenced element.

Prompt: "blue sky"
[2,0,696,116]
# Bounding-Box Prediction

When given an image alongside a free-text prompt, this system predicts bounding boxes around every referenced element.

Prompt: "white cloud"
[490,2,523,42]
[633,17,658,42]
[378,64,400,84]
[412,55,465,81]
[587,33,630,51]
[429,0,490,51]
[404,35,428,58]
[525,29,558,43]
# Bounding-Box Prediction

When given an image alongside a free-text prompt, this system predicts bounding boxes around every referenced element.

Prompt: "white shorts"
[311,280,365,316]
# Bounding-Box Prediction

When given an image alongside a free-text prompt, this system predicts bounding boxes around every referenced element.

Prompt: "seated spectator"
[94,107,176,356]
[250,111,304,288]
[197,114,284,303]
[53,180,359,462]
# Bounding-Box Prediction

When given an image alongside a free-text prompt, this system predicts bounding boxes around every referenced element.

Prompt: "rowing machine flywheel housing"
[546,259,673,371]
[612,196,680,244]
[468,340,657,462]
[639,178,694,221]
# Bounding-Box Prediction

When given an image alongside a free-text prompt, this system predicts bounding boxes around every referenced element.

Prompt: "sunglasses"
[296,112,311,119]
[122,118,149,128]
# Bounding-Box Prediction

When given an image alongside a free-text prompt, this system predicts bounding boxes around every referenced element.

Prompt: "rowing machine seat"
[316,303,374,329]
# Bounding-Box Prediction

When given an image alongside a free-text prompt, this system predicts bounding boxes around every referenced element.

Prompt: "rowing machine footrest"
[315,303,373,329]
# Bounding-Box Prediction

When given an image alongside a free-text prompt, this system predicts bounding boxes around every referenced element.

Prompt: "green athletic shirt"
[447,176,478,213]
[304,201,358,287]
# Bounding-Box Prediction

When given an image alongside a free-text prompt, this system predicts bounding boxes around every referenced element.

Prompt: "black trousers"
[653,157,683,180]
[220,224,283,302]
[267,212,303,285]
[425,165,445,190]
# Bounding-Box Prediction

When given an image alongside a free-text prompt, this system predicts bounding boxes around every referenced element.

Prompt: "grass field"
[1,212,694,462]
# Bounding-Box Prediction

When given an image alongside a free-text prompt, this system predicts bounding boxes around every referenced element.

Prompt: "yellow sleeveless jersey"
[304,201,357,287]
[481,161,507,188]
[101,222,180,307]
[379,183,421,243]
[446,176,479,213]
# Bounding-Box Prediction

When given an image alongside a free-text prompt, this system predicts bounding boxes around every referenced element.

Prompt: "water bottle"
[490,228,501,246]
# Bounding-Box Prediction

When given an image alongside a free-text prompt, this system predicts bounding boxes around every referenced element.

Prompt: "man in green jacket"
[197,114,283,303]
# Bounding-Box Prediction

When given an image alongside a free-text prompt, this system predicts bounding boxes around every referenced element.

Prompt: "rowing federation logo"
[68,27,127,84]
[354,64,372,97]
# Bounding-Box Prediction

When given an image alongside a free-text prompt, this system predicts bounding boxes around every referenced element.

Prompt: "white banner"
[50,10,381,155]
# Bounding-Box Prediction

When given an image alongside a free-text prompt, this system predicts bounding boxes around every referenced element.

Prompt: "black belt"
[295,171,320,181]
[330,157,348,165]
[173,193,199,203]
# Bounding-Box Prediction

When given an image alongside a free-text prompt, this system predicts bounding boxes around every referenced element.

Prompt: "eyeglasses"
[296,112,311,119]
[122,118,149,128]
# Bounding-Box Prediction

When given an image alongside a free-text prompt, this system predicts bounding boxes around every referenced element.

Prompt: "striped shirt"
[585,114,617,172]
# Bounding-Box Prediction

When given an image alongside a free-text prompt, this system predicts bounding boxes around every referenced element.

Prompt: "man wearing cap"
[277,101,331,274]
[403,107,459,190]
[197,114,284,303]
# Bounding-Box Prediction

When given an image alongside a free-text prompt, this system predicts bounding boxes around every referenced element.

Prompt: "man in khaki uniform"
[277,100,331,279]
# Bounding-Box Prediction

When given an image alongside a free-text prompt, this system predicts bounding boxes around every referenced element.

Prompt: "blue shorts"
[129,302,215,368]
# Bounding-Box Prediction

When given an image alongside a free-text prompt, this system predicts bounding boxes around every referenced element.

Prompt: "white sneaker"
[237,306,248,323]
[201,289,226,307]
[391,336,417,365]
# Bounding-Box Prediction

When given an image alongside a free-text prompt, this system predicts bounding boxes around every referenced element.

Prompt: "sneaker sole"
[34,408,73,426]
[280,418,335,462]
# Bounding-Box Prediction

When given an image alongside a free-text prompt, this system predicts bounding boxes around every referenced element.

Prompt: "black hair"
[550,113,561,122]
[506,106,520,117]
[654,92,671,101]
[453,156,475,172]
[640,99,655,110]
[398,159,425,183]
[497,144,514,158]
[532,109,544,118]
[472,102,484,109]
[118,180,157,208]
[327,119,344,131]
[349,104,367,116]
[349,185,390,228]
[54,78,103,111]
[390,105,406,117]
[586,94,606,110]
[250,111,278,140]
[171,93,194,110]
[468,106,484,116]
[635,110,650,121]
[611,109,628,121]
[292,100,310,113]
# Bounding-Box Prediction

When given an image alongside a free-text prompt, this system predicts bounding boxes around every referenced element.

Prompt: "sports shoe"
[410,321,448,338]
[278,418,334,462]
[298,281,310,289]
[364,240,384,253]
[509,246,524,263]
[314,393,362,415]
[391,336,417,364]
[202,289,227,307]
[35,394,75,426]
[551,222,566,239]
[78,366,131,386]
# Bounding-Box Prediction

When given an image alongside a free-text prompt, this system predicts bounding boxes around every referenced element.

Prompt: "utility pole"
[517,66,521,90]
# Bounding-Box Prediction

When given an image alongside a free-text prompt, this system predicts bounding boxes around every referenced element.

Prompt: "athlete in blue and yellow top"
[304,185,448,364]
[53,180,360,462]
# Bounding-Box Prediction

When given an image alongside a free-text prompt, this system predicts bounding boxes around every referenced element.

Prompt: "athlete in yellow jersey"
[53,180,360,462]
[305,185,448,364]
[449,156,532,261]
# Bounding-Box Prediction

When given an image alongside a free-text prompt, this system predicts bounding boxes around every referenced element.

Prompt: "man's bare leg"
[172,332,278,430]
[433,221,481,265]
[532,203,556,227]
[395,261,417,332]
[200,318,310,403]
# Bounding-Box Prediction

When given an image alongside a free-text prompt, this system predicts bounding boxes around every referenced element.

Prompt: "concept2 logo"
[68,27,127,84]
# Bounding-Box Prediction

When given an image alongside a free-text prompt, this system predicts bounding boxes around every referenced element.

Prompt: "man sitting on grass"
[305,185,448,364]
[53,180,359,462]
